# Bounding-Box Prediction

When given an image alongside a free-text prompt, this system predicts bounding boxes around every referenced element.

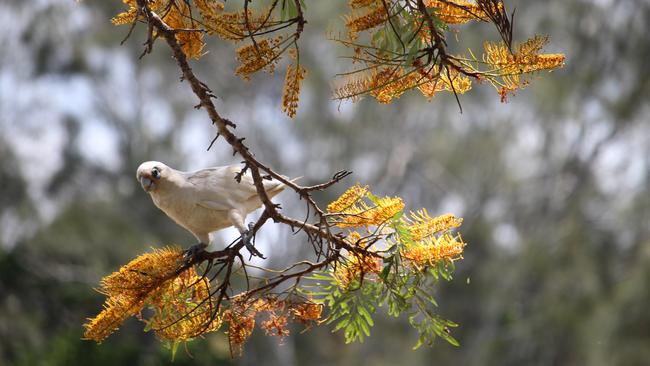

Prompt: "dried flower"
[261,314,290,338]
[224,311,256,356]
[291,302,323,324]
[333,253,382,289]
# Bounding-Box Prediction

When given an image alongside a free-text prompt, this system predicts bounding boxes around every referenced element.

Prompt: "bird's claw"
[242,223,266,259]
[183,243,207,265]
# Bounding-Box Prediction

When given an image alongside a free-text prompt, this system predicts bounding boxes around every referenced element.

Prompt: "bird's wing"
[186,165,286,210]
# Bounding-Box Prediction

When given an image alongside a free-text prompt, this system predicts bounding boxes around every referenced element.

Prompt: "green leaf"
[333,318,349,332]
[406,41,420,66]
[170,341,180,362]
[412,334,425,350]
[358,306,375,326]
[286,0,298,19]
[380,262,393,281]
[358,317,371,337]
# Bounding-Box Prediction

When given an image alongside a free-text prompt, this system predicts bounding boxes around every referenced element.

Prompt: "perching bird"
[136,161,289,259]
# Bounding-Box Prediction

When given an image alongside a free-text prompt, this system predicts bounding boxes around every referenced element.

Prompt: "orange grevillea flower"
[403,210,463,241]
[484,35,565,74]
[84,247,185,341]
[282,63,307,118]
[235,35,284,79]
[402,233,465,269]
[291,302,323,324]
[424,0,499,24]
[328,183,369,213]
[333,253,382,289]
[345,5,388,38]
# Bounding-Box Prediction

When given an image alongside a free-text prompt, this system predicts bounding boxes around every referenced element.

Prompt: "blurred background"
[1,0,649,365]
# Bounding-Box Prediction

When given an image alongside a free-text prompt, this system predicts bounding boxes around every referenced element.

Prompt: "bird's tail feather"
[266,176,301,196]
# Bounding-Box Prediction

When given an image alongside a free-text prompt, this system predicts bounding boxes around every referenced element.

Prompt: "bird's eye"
[152,168,161,179]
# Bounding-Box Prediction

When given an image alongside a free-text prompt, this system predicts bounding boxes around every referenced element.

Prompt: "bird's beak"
[140,176,155,192]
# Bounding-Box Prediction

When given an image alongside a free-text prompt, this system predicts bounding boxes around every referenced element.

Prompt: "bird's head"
[136,161,169,193]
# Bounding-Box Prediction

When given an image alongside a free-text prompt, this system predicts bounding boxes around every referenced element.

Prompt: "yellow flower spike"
[282,63,307,118]
[328,183,369,213]
[235,36,284,79]
[345,5,388,38]
[404,210,463,241]
[368,68,421,104]
[402,233,466,269]
[195,0,225,18]
[111,0,167,26]
[84,247,222,343]
[329,184,404,228]
[83,295,145,342]
[349,0,381,9]
[484,35,565,74]
[424,0,497,24]
[111,7,138,25]
[162,3,205,59]
[205,7,277,41]
[100,247,184,299]
[366,196,405,225]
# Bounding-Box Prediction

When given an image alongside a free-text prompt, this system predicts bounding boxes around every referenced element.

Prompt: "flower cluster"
[404,210,463,241]
[223,296,323,355]
[327,183,369,213]
[111,0,307,118]
[345,5,388,39]
[145,270,221,341]
[325,183,466,285]
[401,233,466,270]
[423,0,499,24]
[112,0,204,59]
[83,247,186,341]
[327,183,404,228]
[235,36,285,79]
[333,253,383,289]
[282,63,307,118]
[334,0,564,104]
[291,302,323,325]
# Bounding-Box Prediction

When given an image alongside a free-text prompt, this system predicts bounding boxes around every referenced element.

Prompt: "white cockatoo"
[136,161,288,258]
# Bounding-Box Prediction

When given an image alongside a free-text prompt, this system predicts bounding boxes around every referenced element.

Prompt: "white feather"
[136,161,288,245]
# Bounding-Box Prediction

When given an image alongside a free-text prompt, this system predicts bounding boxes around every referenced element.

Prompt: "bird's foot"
[242,223,266,259]
[184,242,207,265]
